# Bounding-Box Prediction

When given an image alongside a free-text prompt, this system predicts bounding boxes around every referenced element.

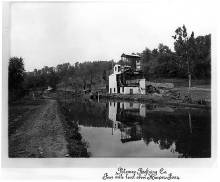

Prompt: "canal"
[65,99,211,158]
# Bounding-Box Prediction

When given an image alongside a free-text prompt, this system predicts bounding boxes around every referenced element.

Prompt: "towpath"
[9,99,68,157]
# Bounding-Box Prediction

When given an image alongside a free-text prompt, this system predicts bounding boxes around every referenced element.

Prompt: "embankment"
[9,95,89,157]
[56,95,89,157]
[98,93,211,109]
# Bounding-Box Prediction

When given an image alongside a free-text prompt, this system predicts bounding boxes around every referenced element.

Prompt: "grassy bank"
[149,78,211,88]
[55,91,89,157]
[57,99,89,157]
[99,90,211,109]
[9,93,89,158]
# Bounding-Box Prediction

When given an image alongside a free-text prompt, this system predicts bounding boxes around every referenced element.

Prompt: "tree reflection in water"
[65,99,211,158]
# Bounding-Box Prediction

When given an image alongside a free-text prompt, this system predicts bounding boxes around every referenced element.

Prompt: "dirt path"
[9,99,68,157]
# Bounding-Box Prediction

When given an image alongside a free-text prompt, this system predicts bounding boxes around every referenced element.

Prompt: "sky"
[10,0,215,71]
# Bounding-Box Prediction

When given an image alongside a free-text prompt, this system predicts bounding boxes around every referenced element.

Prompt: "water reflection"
[66,99,211,157]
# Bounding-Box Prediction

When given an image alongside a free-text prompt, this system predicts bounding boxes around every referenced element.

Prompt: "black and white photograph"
[1,2,220,181]
[2,0,220,181]
[4,0,213,159]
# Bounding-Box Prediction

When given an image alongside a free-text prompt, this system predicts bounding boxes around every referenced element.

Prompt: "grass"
[150,78,211,88]
[8,97,46,136]
[57,98,89,157]
[175,88,211,102]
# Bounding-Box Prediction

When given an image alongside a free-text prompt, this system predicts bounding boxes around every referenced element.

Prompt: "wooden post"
[188,74,191,90]
[188,111,192,133]
[187,52,191,101]
[32,91,35,100]
[98,92,100,102]
[64,83,66,106]
[188,72,191,100]
[112,122,113,135]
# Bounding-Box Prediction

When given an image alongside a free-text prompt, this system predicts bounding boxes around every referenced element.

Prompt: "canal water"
[66,99,211,158]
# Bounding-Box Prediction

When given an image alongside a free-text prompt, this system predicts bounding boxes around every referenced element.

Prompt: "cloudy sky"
[10,0,215,71]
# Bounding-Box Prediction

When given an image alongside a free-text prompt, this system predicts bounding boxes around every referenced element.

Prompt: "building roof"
[121,53,141,58]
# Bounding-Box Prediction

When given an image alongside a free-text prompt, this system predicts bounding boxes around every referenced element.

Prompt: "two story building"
[109,53,146,95]
[121,53,141,71]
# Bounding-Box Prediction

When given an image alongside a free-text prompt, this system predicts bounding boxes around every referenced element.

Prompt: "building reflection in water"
[64,99,210,157]
[108,101,211,158]
[109,101,144,143]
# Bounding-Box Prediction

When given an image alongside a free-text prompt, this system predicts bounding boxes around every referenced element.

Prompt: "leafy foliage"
[19,25,211,93]
[141,25,211,80]
[24,61,113,92]
[9,57,25,100]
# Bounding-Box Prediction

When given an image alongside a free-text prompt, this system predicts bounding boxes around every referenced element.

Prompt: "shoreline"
[97,93,211,109]
[57,97,89,157]
[55,90,211,109]
[9,94,89,158]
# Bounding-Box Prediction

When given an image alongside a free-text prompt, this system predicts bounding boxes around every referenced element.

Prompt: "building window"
[110,88,112,94]
[122,87,124,93]
[114,88,115,93]
[115,67,117,71]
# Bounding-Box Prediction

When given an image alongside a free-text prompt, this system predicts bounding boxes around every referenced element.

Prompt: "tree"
[141,48,152,78]
[193,34,211,79]
[47,67,59,89]
[141,48,151,63]
[152,48,159,56]
[156,44,177,77]
[173,25,196,97]
[9,57,25,99]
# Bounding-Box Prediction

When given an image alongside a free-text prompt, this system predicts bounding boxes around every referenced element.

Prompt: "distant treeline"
[140,31,211,79]
[9,25,211,99]
[24,61,113,91]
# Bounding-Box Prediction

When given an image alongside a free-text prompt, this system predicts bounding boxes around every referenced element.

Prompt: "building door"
[130,89,133,95]
[118,86,120,93]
